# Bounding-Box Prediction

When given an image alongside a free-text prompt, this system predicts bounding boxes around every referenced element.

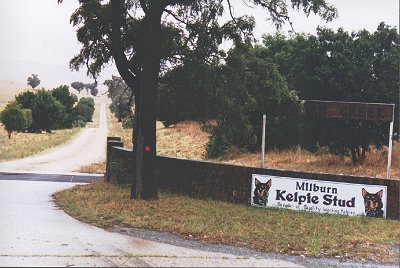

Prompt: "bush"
[15,90,35,109]
[73,97,95,122]
[15,89,72,132]
[205,130,238,159]
[157,62,218,125]
[31,89,67,131]
[0,102,32,138]
[122,114,135,129]
[72,119,86,128]
[52,85,78,128]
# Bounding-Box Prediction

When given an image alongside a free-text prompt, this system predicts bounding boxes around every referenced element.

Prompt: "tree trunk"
[350,146,366,165]
[131,6,162,200]
[111,0,161,200]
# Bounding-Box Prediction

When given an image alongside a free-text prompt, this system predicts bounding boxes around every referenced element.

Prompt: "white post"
[387,120,394,179]
[261,114,266,168]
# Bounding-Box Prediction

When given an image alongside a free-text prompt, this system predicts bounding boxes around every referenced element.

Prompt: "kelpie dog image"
[362,188,384,218]
[253,178,272,206]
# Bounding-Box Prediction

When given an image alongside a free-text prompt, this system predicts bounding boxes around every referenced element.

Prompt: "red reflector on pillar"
[144,146,151,152]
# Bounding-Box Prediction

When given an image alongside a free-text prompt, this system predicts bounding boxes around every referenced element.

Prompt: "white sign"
[251,174,387,218]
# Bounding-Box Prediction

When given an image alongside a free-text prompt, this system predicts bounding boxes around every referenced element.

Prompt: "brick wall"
[106,138,400,219]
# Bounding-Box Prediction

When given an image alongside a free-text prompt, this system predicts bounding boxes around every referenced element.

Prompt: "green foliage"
[73,97,95,122]
[103,76,133,120]
[31,89,67,131]
[0,102,32,138]
[72,118,87,128]
[261,23,399,163]
[122,114,135,129]
[206,45,302,158]
[158,62,218,126]
[15,90,36,109]
[27,74,40,89]
[71,81,85,93]
[52,85,79,128]
[15,87,83,132]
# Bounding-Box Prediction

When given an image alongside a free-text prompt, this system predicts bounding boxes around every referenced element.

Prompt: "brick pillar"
[106,137,124,181]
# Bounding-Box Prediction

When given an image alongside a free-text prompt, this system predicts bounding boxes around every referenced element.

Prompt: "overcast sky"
[0,0,398,87]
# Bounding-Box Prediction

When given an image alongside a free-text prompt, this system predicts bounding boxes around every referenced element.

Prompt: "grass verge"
[54,181,400,264]
[0,128,81,161]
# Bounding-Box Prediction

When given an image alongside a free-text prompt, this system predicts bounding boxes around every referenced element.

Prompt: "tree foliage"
[14,87,91,131]
[104,75,133,120]
[52,85,79,127]
[74,97,95,122]
[158,62,218,127]
[71,81,85,93]
[261,23,399,164]
[60,0,337,199]
[27,74,41,89]
[0,102,32,139]
[206,45,302,157]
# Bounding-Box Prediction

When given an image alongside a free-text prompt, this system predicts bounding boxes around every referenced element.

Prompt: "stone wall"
[106,138,400,219]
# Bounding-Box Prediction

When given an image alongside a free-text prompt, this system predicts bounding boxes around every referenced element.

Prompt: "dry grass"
[85,117,399,179]
[107,108,133,149]
[54,181,400,264]
[157,121,209,159]
[86,102,101,128]
[77,161,106,174]
[0,127,81,161]
[223,143,400,179]
[0,80,30,103]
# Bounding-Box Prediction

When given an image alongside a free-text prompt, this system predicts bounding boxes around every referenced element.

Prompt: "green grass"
[54,181,400,264]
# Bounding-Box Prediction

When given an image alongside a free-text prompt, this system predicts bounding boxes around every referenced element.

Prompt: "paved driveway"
[0,177,304,267]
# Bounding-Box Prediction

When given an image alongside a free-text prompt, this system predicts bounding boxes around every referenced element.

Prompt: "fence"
[106,137,399,219]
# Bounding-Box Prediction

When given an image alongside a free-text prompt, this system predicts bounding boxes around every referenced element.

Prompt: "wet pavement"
[0,176,303,267]
[0,172,103,183]
[0,174,397,267]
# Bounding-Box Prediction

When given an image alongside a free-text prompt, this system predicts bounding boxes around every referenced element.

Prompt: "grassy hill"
[0,79,30,103]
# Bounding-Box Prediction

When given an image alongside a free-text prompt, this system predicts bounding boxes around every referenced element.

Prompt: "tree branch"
[111,0,138,93]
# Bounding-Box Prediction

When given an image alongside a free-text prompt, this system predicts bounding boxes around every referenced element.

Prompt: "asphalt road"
[0,172,103,183]
[0,174,396,267]
[0,176,304,267]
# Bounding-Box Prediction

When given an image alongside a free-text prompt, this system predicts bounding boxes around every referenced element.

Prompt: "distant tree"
[71,81,85,93]
[84,82,98,96]
[31,90,66,132]
[73,97,95,122]
[27,74,40,89]
[104,75,133,121]
[0,102,32,139]
[90,87,98,96]
[52,85,78,128]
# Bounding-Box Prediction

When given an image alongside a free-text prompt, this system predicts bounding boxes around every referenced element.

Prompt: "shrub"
[73,97,95,122]
[31,89,67,131]
[205,129,238,159]
[122,114,135,129]
[157,62,218,126]
[72,119,86,128]
[0,102,32,138]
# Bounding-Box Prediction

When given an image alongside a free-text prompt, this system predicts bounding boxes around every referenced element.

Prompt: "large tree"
[261,23,399,164]
[59,0,336,199]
